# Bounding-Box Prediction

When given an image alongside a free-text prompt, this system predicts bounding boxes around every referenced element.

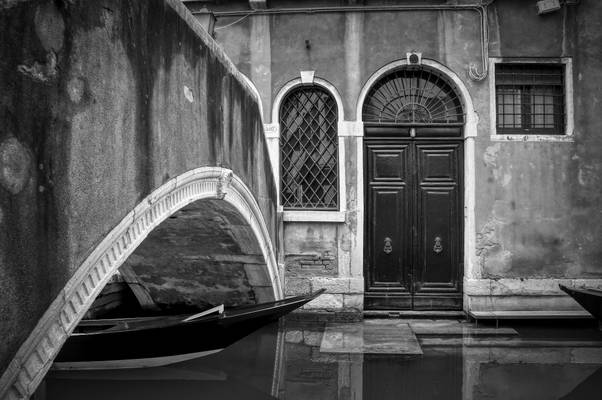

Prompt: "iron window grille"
[495,63,565,135]
[362,66,464,125]
[280,86,338,210]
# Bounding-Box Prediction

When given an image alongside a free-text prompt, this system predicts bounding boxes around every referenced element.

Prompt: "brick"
[304,293,344,310]
[285,277,311,295]
[343,294,363,311]
[303,330,323,347]
[285,329,303,343]
[311,277,349,293]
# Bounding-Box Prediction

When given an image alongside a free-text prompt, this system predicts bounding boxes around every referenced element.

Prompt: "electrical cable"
[214,10,256,31]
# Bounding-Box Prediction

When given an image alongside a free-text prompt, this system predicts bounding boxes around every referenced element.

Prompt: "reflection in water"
[364,352,462,400]
[35,319,602,400]
[45,378,276,400]
[560,366,602,400]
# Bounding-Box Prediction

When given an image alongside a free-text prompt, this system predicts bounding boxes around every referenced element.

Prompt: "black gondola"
[559,284,602,323]
[53,289,325,370]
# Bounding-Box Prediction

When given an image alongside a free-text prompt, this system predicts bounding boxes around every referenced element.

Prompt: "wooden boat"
[559,284,602,322]
[53,289,325,370]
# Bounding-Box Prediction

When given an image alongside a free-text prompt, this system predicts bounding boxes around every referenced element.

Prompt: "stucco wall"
[0,0,276,374]
[204,0,602,312]
[473,0,602,280]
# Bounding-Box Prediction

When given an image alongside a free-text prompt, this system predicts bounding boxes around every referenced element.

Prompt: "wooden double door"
[364,128,463,310]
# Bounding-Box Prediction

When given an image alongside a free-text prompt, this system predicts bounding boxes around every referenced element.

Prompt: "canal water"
[35,318,602,399]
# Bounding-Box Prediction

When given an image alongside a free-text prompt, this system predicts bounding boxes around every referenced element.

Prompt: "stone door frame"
[355,58,478,309]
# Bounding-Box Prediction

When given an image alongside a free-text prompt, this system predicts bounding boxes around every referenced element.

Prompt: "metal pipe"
[207,5,485,18]
[195,4,490,81]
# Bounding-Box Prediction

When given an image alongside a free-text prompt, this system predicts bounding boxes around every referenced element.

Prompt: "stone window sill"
[490,134,574,142]
[282,210,346,223]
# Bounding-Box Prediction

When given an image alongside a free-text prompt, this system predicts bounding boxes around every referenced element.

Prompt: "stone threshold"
[364,310,466,319]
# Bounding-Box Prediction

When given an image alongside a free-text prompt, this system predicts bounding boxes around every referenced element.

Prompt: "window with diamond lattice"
[280,86,338,210]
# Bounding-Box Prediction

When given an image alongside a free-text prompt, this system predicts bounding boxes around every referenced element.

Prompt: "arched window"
[279,86,338,210]
[362,67,464,124]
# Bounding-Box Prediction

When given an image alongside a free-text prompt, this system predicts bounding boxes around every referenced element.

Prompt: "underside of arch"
[107,198,275,318]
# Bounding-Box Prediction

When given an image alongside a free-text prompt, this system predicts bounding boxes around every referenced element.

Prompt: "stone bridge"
[0,0,280,398]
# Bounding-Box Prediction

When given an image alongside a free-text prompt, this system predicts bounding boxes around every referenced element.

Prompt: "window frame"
[279,85,339,211]
[269,77,347,223]
[489,57,574,142]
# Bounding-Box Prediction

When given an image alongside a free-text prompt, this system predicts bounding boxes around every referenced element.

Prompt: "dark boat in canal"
[559,284,602,323]
[53,289,325,370]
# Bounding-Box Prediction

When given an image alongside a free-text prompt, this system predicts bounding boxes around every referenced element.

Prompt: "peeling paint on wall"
[0,136,32,195]
[577,163,601,187]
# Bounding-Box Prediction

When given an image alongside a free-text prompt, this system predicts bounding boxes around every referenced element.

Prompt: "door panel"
[417,188,457,287]
[364,142,412,309]
[370,188,407,287]
[364,137,463,311]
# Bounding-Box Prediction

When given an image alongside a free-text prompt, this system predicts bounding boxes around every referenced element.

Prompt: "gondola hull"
[559,284,602,322]
[54,289,325,370]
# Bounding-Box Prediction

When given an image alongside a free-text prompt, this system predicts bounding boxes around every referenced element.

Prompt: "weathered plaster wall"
[475,0,602,280]
[204,0,602,311]
[218,9,482,123]
[0,0,275,374]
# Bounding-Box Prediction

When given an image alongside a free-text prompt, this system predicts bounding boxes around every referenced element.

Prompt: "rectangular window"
[495,64,565,135]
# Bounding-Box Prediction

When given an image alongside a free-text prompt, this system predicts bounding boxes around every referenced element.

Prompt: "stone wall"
[0,0,275,376]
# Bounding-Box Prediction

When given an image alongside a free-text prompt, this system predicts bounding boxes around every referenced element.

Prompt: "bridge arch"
[1,166,282,400]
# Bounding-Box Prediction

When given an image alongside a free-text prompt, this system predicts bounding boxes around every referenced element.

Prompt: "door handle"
[433,236,443,254]
[383,237,393,254]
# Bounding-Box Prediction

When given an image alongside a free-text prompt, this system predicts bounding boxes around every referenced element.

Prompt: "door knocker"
[383,237,393,254]
[433,236,443,254]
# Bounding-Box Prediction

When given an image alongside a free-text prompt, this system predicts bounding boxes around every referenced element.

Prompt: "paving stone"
[320,319,422,355]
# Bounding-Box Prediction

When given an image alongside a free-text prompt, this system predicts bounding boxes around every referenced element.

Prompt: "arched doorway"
[362,65,465,310]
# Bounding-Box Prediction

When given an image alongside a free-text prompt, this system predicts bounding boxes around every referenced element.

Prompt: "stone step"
[406,319,518,337]
[468,310,594,319]
[420,337,602,348]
